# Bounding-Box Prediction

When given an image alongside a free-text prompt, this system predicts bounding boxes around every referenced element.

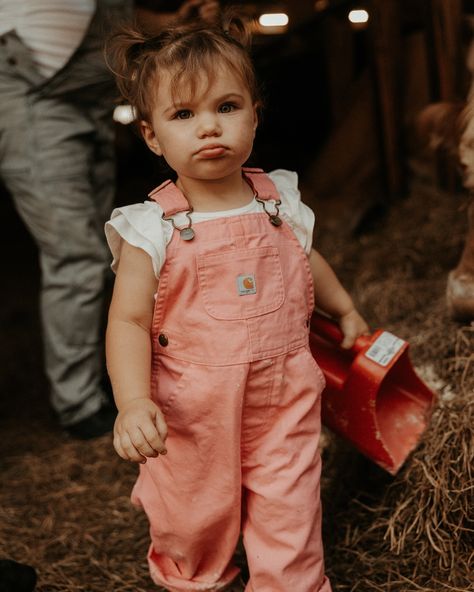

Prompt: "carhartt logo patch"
[237,274,257,295]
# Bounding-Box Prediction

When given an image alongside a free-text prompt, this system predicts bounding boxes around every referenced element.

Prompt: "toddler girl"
[105,12,368,592]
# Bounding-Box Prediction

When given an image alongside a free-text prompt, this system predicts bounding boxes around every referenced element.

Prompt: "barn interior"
[0,1,473,591]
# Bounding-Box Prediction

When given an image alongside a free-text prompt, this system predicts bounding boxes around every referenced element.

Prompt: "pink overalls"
[131,169,332,592]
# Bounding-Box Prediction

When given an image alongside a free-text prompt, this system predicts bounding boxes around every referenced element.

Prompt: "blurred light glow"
[348,9,369,24]
[314,0,329,11]
[258,13,289,27]
[113,104,135,125]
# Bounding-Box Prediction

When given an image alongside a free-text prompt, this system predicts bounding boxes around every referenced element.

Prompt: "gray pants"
[0,1,131,425]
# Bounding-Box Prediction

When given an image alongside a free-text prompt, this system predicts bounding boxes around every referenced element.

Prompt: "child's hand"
[338,309,370,349]
[113,398,168,464]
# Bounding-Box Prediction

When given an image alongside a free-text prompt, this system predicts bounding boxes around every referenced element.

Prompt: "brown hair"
[106,10,261,124]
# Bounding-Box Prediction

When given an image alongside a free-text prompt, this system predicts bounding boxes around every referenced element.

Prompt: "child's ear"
[140,120,162,156]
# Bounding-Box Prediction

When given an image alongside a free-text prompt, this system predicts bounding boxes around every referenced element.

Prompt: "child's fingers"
[340,333,356,349]
[120,431,147,463]
[339,311,370,349]
[129,428,161,460]
[113,434,129,461]
[112,403,168,462]
[140,422,167,456]
[154,411,168,445]
[341,325,368,349]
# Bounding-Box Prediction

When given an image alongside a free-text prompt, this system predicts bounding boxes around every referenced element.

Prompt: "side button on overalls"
[131,169,332,592]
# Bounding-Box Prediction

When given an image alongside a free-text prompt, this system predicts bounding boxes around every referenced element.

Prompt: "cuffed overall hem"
[148,544,240,592]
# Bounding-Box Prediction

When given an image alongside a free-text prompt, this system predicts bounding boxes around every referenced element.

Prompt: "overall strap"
[149,169,279,215]
[242,167,279,201]
[148,180,190,216]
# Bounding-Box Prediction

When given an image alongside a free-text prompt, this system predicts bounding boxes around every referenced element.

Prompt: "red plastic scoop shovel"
[309,312,437,475]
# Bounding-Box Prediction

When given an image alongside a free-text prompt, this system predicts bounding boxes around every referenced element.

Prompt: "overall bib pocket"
[197,246,285,320]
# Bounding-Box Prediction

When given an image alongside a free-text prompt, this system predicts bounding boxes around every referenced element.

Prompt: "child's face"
[141,64,258,183]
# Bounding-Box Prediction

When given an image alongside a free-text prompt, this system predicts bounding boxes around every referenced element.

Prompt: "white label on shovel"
[364,332,405,367]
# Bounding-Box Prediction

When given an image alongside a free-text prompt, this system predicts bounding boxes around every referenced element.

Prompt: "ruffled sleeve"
[104,201,172,278]
[268,169,315,255]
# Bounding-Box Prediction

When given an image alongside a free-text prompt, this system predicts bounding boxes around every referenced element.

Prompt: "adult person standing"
[0,0,219,440]
[0,0,134,439]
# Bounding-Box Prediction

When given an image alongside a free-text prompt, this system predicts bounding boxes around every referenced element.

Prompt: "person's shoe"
[64,403,116,440]
[0,559,37,592]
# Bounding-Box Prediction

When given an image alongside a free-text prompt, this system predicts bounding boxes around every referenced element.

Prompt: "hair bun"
[220,9,251,49]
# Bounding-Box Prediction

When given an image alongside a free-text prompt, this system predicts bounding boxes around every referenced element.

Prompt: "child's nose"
[197,113,221,137]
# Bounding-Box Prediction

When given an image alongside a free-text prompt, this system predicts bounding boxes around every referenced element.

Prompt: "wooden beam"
[429,0,463,190]
[430,0,463,100]
[370,0,404,197]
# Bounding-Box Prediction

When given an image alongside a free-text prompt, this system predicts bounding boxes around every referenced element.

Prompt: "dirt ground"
[0,152,472,591]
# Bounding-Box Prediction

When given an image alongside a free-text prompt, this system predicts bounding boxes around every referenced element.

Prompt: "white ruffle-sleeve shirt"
[105,169,315,278]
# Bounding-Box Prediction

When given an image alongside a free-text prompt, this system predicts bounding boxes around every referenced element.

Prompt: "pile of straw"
[325,331,473,591]
[315,181,474,591]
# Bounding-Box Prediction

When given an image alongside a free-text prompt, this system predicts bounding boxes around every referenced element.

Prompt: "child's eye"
[174,110,192,120]
[219,103,237,114]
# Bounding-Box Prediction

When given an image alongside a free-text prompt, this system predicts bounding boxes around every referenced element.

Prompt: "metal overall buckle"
[256,197,283,226]
[163,209,195,241]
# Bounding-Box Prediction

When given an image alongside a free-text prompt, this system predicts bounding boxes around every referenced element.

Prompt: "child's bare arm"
[106,242,167,463]
[309,248,369,348]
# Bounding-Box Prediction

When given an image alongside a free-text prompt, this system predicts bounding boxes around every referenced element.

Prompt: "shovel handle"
[310,311,371,352]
